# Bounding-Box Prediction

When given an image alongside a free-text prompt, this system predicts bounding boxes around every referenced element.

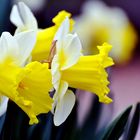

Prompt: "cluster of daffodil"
[0,2,114,126]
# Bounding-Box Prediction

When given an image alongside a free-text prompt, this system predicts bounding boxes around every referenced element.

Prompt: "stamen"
[40,40,57,69]
[19,82,25,89]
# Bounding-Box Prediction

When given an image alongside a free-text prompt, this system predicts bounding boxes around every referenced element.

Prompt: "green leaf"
[101,106,132,140]
[125,102,140,140]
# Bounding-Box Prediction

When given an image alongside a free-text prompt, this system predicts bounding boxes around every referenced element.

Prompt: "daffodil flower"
[51,18,114,126]
[0,31,36,116]
[0,60,53,124]
[10,2,74,61]
[0,32,53,124]
[61,43,114,104]
[32,10,74,61]
[51,17,82,126]
[75,1,137,65]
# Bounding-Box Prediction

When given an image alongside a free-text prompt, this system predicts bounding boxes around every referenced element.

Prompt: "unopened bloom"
[10,2,74,61]
[51,18,114,126]
[0,32,53,124]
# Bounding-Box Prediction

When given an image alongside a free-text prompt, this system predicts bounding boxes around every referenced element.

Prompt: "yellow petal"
[61,43,114,104]
[32,11,74,61]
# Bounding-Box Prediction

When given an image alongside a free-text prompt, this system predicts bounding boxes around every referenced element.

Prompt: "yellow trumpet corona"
[61,43,114,104]
[0,59,53,124]
[32,11,74,61]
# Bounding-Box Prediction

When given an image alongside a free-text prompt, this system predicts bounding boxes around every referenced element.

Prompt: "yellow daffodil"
[62,43,114,104]
[0,31,36,116]
[51,18,114,126]
[0,60,53,124]
[0,32,53,124]
[75,1,137,65]
[19,61,53,124]
[51,18,81,126]
[10,2,74,61]
[32,11,74,61]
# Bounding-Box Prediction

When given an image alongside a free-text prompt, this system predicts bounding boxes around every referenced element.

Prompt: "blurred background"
[0,0,140,139]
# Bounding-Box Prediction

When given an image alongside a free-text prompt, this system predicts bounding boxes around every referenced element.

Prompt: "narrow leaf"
[126,102,140,140]
[101,106,132,140]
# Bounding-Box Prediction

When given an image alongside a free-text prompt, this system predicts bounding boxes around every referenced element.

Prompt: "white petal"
[10,5,24,27]
[52,80,68,104]
[0,96,8,116]
[61,33,82,70]
[15,31,36,66]
[58,81,68,100]
[51,55,59,75]
[54,90,75,126]
[10,2,38,33]
[52,70,61,90]
[54,17,70,41]
[18,2,38,29]
[51,55,61,90]
[0,31,36,66]
[0,35,7,61]
[0,32,19,61]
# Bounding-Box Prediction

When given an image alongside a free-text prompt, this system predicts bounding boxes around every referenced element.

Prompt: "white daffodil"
[10,2,38,33]
[51,17,82,126]
[0,31,36,117]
